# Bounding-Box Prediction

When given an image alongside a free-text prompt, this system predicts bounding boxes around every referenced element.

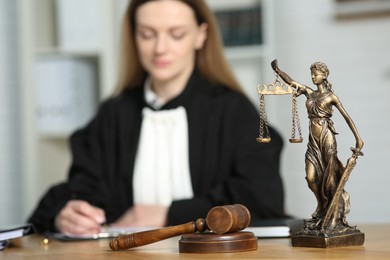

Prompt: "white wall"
[270,0,390,223]
[0,0,23,225]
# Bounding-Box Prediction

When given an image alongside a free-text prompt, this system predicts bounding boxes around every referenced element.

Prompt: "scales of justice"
[257,59,365,248]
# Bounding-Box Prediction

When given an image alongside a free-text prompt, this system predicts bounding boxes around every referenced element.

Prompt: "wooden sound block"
[179,231,258,253]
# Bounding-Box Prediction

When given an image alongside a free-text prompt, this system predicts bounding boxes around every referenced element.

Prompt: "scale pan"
[256,137,271,143]
[289,138,303,143]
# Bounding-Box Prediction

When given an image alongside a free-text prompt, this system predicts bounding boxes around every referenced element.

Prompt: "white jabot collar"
[132,106,193,206]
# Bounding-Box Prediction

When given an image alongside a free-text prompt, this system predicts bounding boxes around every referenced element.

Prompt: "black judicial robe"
[28,71,285,233]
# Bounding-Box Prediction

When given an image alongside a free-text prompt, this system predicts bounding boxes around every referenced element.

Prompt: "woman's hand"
[54,200,106,235]
[111,204,168,228]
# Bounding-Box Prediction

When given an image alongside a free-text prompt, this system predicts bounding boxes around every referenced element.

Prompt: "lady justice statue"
[265,59,364,247]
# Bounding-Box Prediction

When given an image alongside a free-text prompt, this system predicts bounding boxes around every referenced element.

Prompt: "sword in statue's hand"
[321,147,364,229]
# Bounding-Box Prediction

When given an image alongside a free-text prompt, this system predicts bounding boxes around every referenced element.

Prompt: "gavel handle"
[109,218,207,251]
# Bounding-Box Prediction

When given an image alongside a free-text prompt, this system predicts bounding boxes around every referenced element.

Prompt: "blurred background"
[1,0,390,226]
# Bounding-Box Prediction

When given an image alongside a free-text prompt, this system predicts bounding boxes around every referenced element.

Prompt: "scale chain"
[289,93,303,143]
[257,94,271,143]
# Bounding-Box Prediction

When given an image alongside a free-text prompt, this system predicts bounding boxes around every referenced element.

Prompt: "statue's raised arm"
[271,59,309,94]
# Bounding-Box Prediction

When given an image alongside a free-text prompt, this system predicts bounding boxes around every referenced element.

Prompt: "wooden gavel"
[109,204,251,251]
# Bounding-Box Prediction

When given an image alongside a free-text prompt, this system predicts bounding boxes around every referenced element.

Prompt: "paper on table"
[244,226,291,238]
[48,226,155,241]
[245,218,304,238]
[0,224,36,250]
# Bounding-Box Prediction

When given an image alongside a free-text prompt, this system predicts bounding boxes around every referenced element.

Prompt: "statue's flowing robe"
[305,92,350,224]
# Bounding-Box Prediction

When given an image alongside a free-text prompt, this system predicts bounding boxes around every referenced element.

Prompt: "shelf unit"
[19,0,121,216]
[19,0,275,218]
[207,0,276,105]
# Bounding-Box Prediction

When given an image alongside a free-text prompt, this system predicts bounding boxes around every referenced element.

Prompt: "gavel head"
[206,204,251,234]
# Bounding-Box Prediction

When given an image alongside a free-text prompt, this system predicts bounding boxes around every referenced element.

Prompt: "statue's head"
[310,62,329,78]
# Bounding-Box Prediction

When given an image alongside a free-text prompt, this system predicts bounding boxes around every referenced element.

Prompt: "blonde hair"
[115,0,243,94]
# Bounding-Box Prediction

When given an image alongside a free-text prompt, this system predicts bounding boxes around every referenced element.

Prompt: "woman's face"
[135,0,207,85]
[311,69,326,85]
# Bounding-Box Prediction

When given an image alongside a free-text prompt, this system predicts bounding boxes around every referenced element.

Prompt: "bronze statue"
[260,59,365,247]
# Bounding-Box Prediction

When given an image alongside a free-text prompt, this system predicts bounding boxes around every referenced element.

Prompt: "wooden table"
[1,224,390,259]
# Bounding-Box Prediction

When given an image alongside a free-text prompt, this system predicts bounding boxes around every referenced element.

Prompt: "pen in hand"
[55,200,106,235]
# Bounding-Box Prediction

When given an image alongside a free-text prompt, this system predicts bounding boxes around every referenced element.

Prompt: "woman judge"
[28,0,285,235]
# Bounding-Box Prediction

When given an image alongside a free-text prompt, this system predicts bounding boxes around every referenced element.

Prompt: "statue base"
[292,231,364,248]
[291,219,365,248]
